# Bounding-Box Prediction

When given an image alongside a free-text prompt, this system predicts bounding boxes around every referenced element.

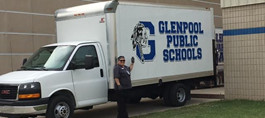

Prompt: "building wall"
[0,0,221,75]
[221,0,265,8]
[0,0,88,74]
[222,1,265,100]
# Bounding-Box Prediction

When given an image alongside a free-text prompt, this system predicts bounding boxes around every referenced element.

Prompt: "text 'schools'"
[159,21,204,62]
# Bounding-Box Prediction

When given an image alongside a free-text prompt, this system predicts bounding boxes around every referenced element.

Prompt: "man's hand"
[118,85,123,90]
[130,57,135,71]
[131,57,135,64]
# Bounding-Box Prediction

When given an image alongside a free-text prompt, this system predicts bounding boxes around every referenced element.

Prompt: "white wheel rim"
[177,88,186,103]
[54,102,70,118]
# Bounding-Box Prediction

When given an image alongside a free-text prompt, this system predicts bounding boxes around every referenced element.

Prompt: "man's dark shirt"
[114,65,132,90]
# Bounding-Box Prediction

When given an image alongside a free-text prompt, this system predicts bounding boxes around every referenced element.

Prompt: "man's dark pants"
[116,89,129,118]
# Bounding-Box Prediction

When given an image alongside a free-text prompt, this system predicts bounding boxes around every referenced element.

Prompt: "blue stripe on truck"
[223,27,265,36]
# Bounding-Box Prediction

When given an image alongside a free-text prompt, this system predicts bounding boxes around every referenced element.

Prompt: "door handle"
[100,69,104,77]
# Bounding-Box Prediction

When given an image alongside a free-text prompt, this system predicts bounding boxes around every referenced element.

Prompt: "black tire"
[163,84,171,106]
[46,96,74,118]
[169,83,187,107]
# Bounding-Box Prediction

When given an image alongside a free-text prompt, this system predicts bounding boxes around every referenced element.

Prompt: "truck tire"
[169,83,187,107]
[163,85,171,106]
[46,96,74,118]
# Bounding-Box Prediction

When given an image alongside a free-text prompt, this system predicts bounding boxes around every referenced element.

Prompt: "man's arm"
[114,78,121,86]
[114,66,121,86]
[130,63,134,71]
[115,78,123,90]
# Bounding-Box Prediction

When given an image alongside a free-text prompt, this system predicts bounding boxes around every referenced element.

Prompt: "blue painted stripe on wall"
[223,27,265,36]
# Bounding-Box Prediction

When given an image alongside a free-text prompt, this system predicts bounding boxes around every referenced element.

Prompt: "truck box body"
[56,1,215,89]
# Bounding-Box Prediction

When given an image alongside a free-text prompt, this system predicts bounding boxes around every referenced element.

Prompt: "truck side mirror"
[85,55,94,70]
[22,58,27,65]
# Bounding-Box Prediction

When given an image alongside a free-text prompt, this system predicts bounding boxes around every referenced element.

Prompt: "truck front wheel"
[46,96,74,118]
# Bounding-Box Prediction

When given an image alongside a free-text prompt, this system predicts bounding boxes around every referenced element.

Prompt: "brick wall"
[223,3,265,100]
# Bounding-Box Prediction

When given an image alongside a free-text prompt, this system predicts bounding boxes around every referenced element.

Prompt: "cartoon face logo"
[131,23,148,63]
[131,22,156,63]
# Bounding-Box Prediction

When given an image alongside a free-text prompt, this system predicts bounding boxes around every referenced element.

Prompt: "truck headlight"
[18,82,41,100]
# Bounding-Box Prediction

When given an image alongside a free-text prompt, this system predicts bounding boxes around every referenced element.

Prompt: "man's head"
[117,56,125,66]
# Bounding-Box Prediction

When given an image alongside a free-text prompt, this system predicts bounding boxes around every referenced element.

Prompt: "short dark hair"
[117,56,125,61]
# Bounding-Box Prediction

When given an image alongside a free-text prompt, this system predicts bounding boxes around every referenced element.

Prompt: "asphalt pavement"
[0,87,224,118]
[72,98,220,118]
[74,87,224,118]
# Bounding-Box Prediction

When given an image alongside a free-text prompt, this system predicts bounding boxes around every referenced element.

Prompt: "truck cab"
[0,41,108,117]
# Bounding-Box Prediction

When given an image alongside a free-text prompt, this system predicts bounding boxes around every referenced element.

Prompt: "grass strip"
[133,100,265,118]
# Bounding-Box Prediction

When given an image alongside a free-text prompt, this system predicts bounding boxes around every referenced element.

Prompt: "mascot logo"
[130,21,156,63]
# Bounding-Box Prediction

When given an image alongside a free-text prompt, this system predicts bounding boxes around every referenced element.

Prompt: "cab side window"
[71,45,99,69]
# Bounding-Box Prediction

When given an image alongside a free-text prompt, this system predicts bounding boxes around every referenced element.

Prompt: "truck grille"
[0,85,18,100]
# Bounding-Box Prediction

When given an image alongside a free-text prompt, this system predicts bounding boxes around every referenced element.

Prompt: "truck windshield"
[21,46,75,70]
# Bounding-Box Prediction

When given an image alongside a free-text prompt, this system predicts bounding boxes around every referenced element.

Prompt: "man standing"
[114,56,134,118]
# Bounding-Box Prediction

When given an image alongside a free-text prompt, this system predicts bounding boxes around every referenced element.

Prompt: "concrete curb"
[191,94,224,99]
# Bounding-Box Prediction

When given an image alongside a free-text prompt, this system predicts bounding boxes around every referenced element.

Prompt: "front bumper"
[0,104,47,115]
[0,98,48,116]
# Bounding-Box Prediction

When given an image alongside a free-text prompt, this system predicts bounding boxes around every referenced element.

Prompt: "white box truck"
[0,0,215,117]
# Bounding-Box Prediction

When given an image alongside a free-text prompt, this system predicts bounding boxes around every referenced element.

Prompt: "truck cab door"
[68,43,107,107]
